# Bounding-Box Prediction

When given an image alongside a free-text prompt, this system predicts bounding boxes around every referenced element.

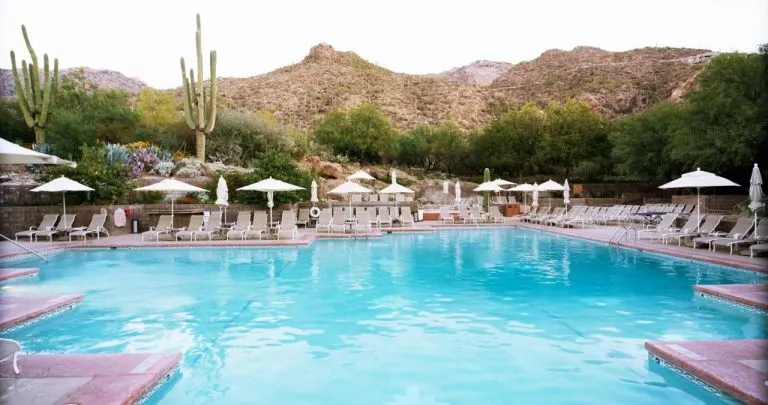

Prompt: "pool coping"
[0,294,84,332]
[0,267,39,281]
[693,284,768,311]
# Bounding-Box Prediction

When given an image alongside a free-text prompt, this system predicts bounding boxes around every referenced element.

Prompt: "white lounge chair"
[195,211,222,240]
[175,215,204,241]
[245,212,268,239]
[226,211,252,240]
[750,242,768,258]
[636,213,678,240]
[0,338,21,374]
[277,219,298,240]
[693,217,754,250]
[296,209,310,227]
[658,215,704,245]
[354,211,372,233]
[69,213,110,241]
[378,209,393,228]
[711,218,767,254]
[142,215,173,242]
[330,213,348,233]
[400,207,415,227]
[315,210,333,233]
[35,214,76,242]
[439,206,454,224]
[488,206,504,223]
[15,214,58,242]
[662,215,722,246]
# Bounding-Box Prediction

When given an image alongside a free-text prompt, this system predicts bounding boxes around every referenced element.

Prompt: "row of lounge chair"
[14,213,110,242]
[315,206,416,233]
[439,205,504,224]
[142,211,300,241]
[641,213,767,254]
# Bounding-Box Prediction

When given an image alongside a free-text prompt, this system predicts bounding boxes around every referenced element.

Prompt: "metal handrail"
[609,226,637,245]
[0,234,48,263]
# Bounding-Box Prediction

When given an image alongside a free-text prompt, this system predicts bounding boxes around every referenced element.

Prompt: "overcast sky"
[1,0,766,89]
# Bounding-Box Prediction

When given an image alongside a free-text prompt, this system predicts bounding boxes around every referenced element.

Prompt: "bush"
[315,104,399,163]
[130,190,165,204]
[151,161,175,176]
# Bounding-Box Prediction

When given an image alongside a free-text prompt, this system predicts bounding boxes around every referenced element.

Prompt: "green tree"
[315,104,399,163]
[136,88,179,130]
[0,101,34,143]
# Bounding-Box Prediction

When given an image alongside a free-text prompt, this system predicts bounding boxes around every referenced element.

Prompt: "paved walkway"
[695,284,768,311]
[646,340,768,405]
[0,353,181,405]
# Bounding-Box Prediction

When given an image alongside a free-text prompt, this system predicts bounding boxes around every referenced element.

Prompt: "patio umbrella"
[391,168,397,184]
[215,176,229,223]
[537,179,564,208]
[237,177,305,226]
[0,137,76,167]
[473,182,504,192]
[491,178,516,187]
[748,163,764,237]
[659,167,739,232]
[311,180,319,205]
[563,179,571,214]
[442,180,449,204]
[135,178,207,227]
[509,183,535,212]
[329,180,372,212]
[531,183,539,208]
[454,181,461,204]
[347,170,375,182]
[379,182,414,212]
[31,176,94,228]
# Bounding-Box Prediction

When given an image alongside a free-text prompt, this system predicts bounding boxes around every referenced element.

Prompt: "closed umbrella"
[311,180,319,205]
[237,177,305,226]
[215,176,229,222]
[531,182,539,208]
[442,180,449,204]
[391,168,397,184]
[31,176,94,229]
[135,178,207,227]
[748,163,764,237]
[329,180,372,212]
[454,181,461,204]
[0,137,76,167]
[563,179,570,214]
[659,167,739,232]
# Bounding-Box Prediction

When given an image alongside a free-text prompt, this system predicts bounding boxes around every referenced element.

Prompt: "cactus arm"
[204,50,217,133]
[195,20,205,131]
[180,58,195,130]
[21,60,33,105]
[39,54,52,126]
[23,26,42,112]
[50,59,58,105]
[10,51,35,127]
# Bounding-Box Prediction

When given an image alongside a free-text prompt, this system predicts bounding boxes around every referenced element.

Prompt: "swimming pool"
[2,228,765,404]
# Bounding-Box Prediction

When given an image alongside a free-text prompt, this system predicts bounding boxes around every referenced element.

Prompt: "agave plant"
[104,143,130,166]
[147,145,172,162]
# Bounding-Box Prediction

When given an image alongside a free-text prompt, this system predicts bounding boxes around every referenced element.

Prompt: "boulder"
[319,162,344,179]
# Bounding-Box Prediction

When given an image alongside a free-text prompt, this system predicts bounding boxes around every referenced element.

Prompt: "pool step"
[0,268,39,282]
[646,340,768,405]
[694,284,768,311]
[0,294,83,331]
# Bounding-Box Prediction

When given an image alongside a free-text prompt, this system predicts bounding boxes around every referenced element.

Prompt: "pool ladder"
[0,234,48,262]
[609,226,637,245]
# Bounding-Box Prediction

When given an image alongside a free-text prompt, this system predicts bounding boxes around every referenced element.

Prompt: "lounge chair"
[400,207,415,227]
[142,215,173,242]
[68,214,110,241]
[693,217,754,250]
[440,206,455,224]
[226,211,252,240]
[657,215,703,245]
[281,210,296,226]
[195,211,223,240]
[315,210,333,233]
[277,218,298,240]
[35,214,76,242]
[330,213,348,233]
[15,214,58,242]
[0,338,21,374]
[636,213,678,240]
[750,242,768,258]
[663,215,723,246]
[709,218,764,254]
[354,211,372,233]
[296,209,310,227]
[245,212,268,239]
[488,206,504,223]
[379,209,393,228]
[175,215,204,241]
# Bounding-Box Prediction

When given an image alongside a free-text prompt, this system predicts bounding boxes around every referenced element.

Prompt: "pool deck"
[645,340,768,405]
[0,352,182,405]
[694,284,768,311]
[0,295,83,331]
[0,268,38,281]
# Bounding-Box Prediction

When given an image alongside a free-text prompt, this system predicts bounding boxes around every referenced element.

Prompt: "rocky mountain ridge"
[432,60,514,86]
[0,67,147,97]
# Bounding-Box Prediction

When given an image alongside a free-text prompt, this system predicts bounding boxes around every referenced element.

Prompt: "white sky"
[1,0,766,89]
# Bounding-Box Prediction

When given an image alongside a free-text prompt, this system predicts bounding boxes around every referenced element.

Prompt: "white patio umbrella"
[329,180,372,211]
[237,177,305,226]
[659,167,740,232]
[311,180,319,205]
[748,163,764,237]
[454,181,461,204]
[491,178,516,187]
[537,179,564,208]
[379,183,415,212]
[531,182,539,208]
[348,170,375,182]
[135,178,207,227]
[563,179,571,215]
[31,176,94,228]
[473,182,505,192]
[215,176,229,222]
[509,183,535,212]
[0,137,76,167]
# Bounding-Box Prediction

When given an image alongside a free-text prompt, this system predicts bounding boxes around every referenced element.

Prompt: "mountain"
[213,44,492,131]
[487,46,713,118]
[432,60,514,86]
[0,67,147,97]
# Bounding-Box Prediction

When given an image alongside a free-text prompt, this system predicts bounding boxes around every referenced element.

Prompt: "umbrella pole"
[696,187,700,233]
[171,195,175,228]
[62,192,67,229]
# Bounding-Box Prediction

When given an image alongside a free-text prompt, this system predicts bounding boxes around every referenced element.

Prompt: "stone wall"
[671,195,746,214]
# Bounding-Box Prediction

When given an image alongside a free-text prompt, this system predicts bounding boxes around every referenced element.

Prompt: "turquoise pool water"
[2,229,765,404]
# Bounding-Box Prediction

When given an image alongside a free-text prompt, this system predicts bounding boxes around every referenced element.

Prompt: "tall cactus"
[9,25,59,145]
[483,168,491,211]
[180,13,217,161]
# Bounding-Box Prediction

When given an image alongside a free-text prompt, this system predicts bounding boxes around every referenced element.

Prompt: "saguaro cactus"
[483,167,491,210]
[10,25,59,144]
[180,13,217,161]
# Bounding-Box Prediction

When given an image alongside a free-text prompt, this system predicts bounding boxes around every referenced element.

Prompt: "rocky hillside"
[214,44,491,131]
[432,60,514,86]
[487,46,710,118]
[0,67,147,97]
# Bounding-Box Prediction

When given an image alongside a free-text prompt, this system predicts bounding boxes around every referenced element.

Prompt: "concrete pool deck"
[0,295,83,331]
[0,352,182,405]
[645,340,768,405]
[0,268,38,281]
[694,284,768,311]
